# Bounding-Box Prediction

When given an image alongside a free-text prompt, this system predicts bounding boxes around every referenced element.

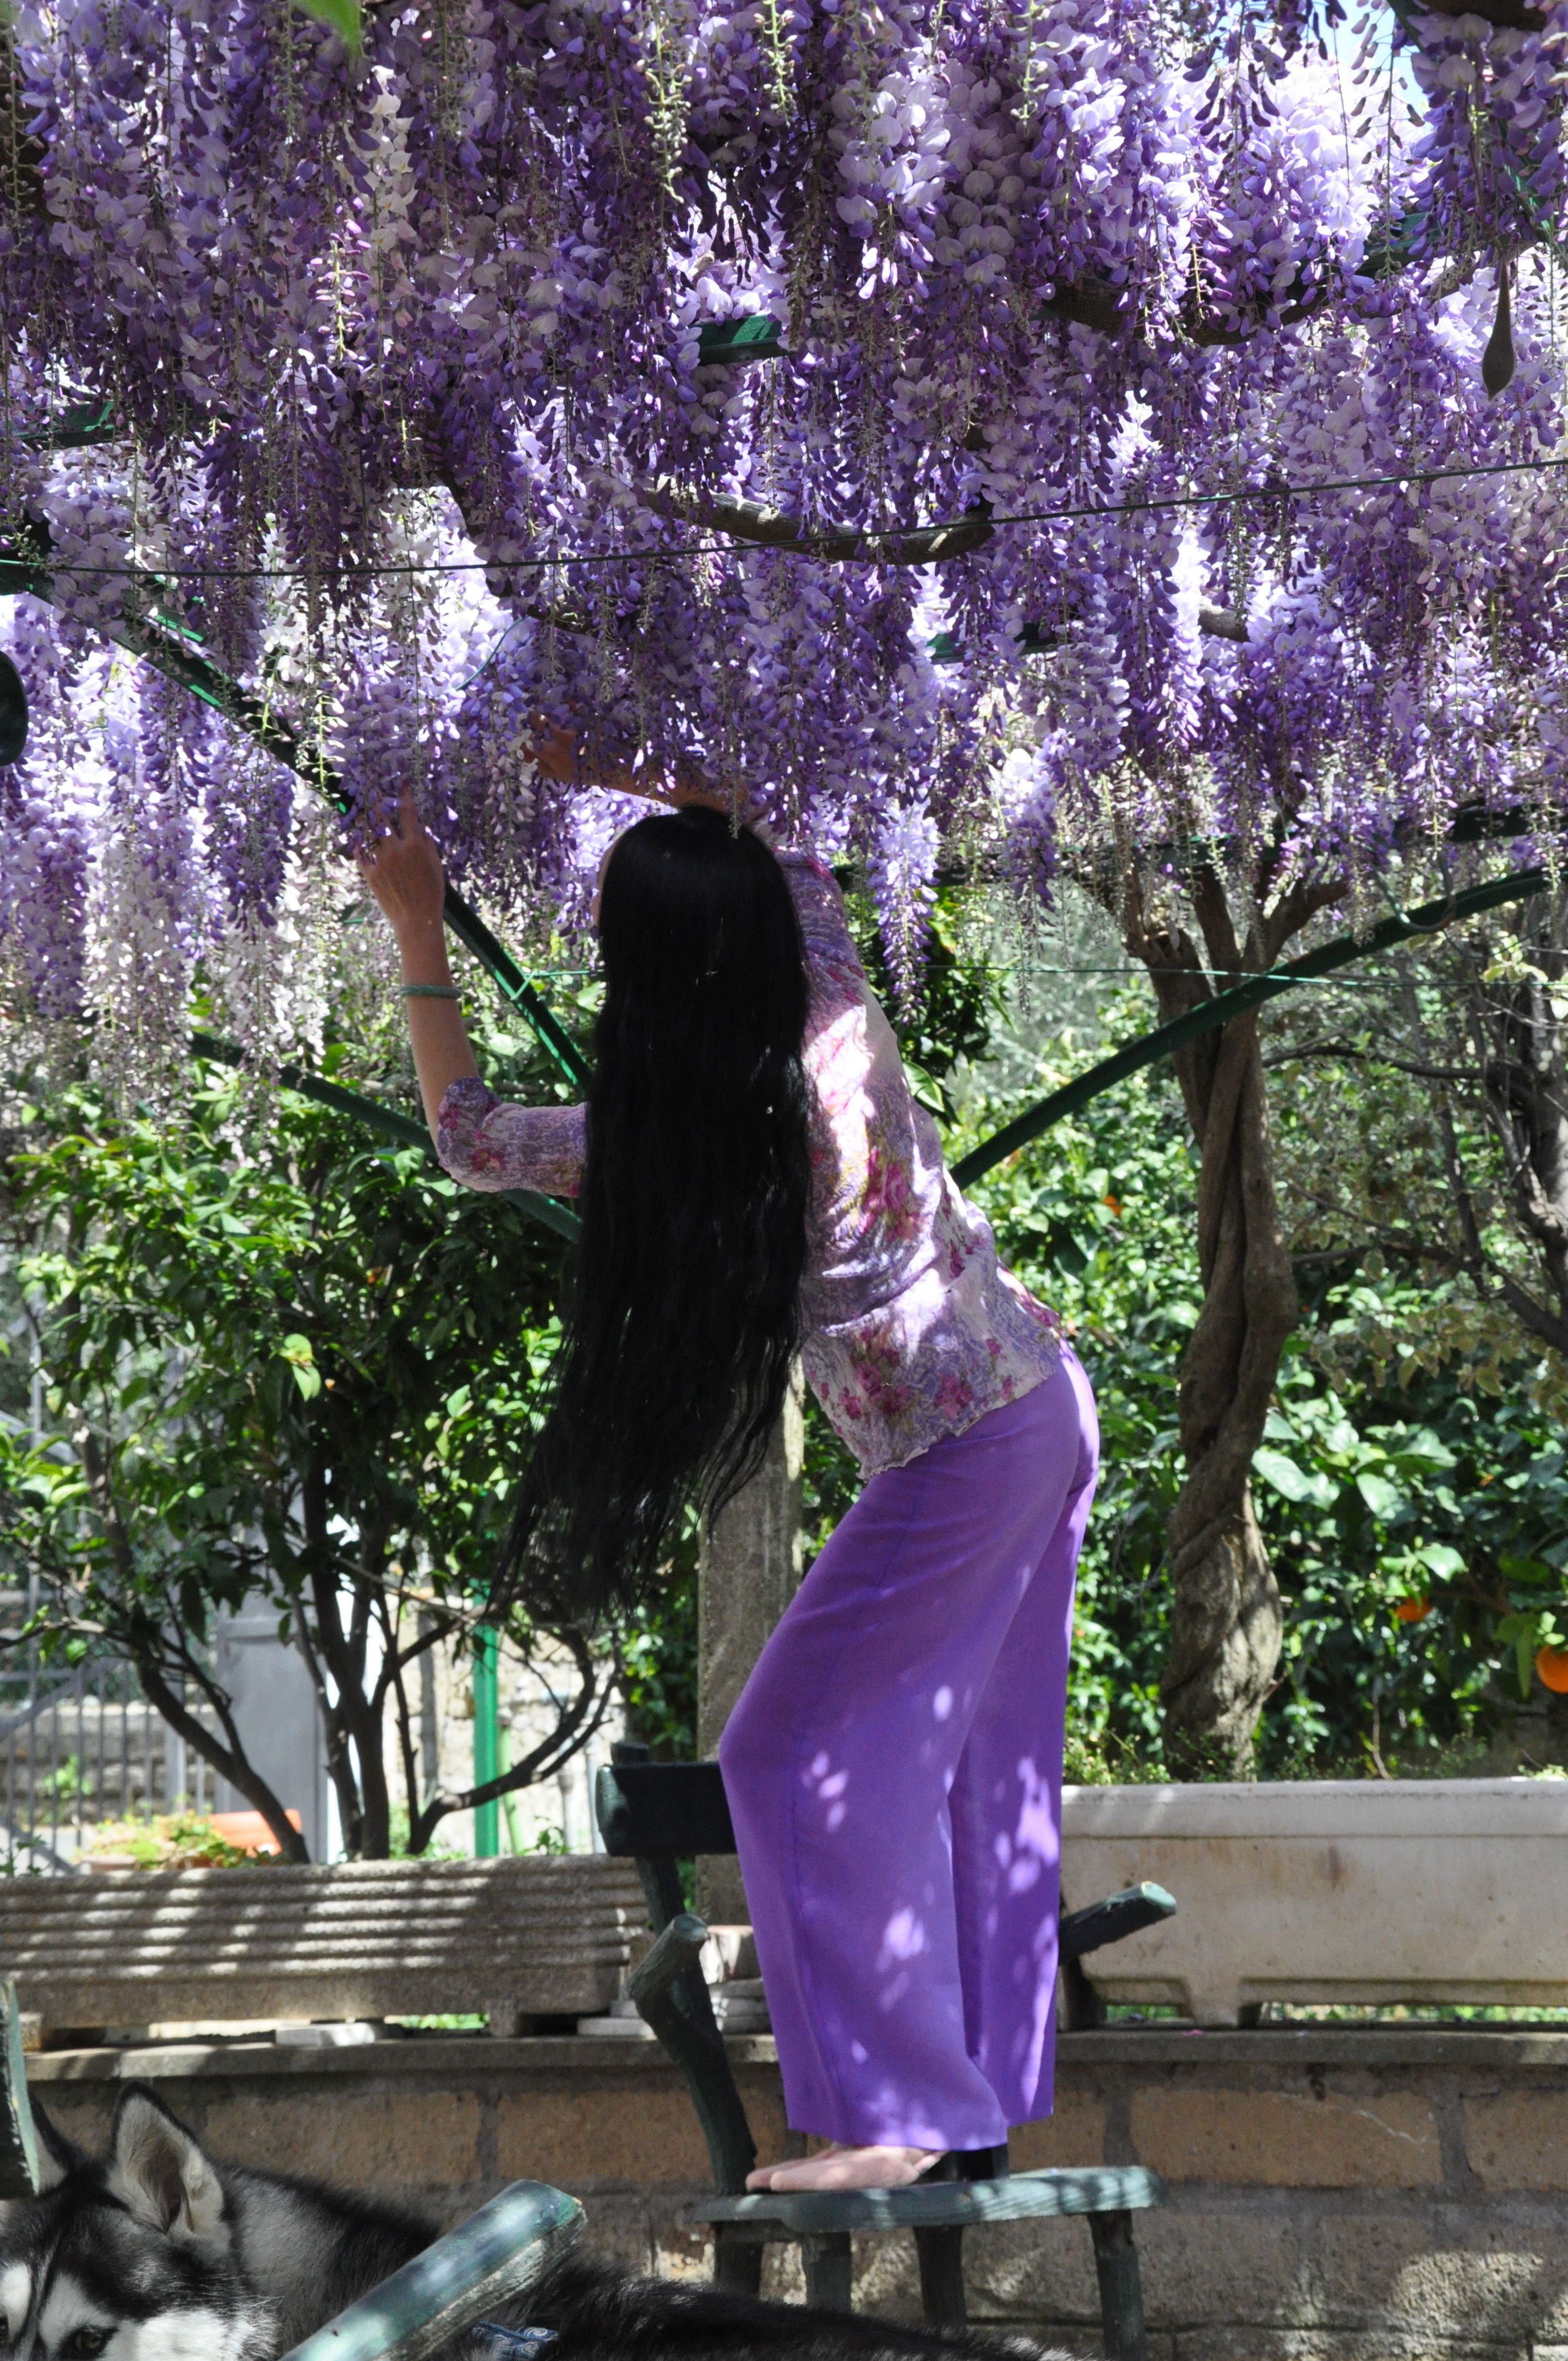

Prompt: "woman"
[361,761,1098,2194]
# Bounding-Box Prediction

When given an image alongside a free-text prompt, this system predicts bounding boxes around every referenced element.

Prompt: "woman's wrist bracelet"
[400,983,462,999]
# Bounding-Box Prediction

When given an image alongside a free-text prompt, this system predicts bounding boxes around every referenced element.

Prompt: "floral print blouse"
[435,850,1063,1477]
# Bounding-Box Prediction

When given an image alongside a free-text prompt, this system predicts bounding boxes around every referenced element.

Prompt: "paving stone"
[1174,2334,1522,2361]
[578,2195,657,2275]
[1310,2216,1568,2338]
[962,2214,1103,2320]
[848,2233,924,2324]
[1012,2095,1108,2171]
[220,2082,484,2202]
[496,2083,710,2188]
[1132,2204,1309,2327]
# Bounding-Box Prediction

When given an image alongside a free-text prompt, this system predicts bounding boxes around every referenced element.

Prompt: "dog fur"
[0,2086,1060,2361]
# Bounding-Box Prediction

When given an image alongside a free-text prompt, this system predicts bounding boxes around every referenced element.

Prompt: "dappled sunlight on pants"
[720,1348,1098,2152]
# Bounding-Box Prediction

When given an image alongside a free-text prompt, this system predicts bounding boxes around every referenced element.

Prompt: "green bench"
[596,1742,1174,2358]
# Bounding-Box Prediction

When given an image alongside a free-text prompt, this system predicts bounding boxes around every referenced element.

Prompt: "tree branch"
[62,1421,311,1857]
[635,477,995,566]
[130,1628,311,1863]
[410,1625,612,1854]
[1260,1040,1474,1082]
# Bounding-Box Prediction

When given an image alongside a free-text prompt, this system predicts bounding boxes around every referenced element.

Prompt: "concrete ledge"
[1063,1779,1568,2026]
[31,2022,1568,2085]
[1057,2026,1568,2069]
[28,2025,1568,2360]
[27,2034,781,2086]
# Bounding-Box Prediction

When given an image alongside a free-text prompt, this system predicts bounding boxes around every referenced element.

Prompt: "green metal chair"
[596,1743,1173,2360]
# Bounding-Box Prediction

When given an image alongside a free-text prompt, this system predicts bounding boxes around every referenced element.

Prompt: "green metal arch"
[0,540,591,1092]
[951,864,1548,1190]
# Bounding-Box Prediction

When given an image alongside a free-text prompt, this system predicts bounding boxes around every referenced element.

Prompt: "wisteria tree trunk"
[1469,893,1568,1354]
[1115,866,1343,1772]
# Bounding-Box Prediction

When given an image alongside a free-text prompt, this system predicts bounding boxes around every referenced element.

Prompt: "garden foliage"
[0,1062,611,1858]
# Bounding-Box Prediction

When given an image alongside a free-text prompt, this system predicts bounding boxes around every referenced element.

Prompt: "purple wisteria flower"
[0,0,1563,1058]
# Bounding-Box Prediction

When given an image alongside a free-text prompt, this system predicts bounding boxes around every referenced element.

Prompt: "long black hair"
[499,805,813,1620]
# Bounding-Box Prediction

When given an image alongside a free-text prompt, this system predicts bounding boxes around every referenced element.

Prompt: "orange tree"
[0,1064,607,1859]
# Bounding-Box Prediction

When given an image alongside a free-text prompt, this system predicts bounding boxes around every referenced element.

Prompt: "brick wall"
[31,2025,1568,2360]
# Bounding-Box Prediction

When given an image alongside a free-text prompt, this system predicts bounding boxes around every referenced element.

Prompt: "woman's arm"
[360,779,586,1198]
[531,720,777,845]
[358,791,478,1145]
[360,736,772,1156]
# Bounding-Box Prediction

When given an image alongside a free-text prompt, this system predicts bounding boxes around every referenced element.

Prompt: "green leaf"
[1253,1448,1337,1508]
[1417,1542,1466,1580]
[1500,1554,1556,1588]
[290,0,362,46]
[1496,1612,1544,1701]
[279,1333,322,1401]
[1398,1427,1457,1471]
[1355,1471,1409,1522]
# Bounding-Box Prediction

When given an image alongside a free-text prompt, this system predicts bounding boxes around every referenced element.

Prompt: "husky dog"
[0,2086,1057,2361]
[0,2086,427,2359]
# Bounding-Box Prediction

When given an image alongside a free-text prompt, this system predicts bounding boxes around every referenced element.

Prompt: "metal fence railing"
[0,1587,214,1870]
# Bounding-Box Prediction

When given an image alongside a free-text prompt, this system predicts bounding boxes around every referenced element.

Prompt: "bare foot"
[747,2142,848,2191]
[760,2145,941,2193]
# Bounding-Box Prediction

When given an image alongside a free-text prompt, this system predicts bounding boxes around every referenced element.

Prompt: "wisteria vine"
[2,0,1567,1080]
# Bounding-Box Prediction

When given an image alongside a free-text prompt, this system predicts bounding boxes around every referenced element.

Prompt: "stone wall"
[30,2025,1568,2360]
[382,1632,627,1859]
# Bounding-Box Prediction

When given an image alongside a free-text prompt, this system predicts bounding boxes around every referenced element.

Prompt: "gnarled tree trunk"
[1160,1010,1294,1770]
[1473,893,1568,1353]
[1117,866,1342,1772]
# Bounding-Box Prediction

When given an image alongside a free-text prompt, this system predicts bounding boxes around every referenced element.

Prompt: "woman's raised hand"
[527,714,776,846]
[358,790,447,946]
[357,791,477,1139]
[528,719,580,786]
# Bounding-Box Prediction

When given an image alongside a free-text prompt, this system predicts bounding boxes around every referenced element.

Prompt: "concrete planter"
[1060,1777,1568,2026]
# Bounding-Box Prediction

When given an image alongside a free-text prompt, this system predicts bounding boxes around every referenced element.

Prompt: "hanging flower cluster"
[1,0,1565,1079]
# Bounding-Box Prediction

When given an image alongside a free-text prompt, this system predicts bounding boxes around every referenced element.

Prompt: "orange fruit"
[1536,1646,1568,1695]
[1393,1596,1432,1625]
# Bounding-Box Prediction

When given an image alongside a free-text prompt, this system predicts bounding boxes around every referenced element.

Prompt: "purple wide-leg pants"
[719,1347,1099,2152]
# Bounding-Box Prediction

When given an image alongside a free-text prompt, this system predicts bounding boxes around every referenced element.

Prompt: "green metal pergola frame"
[951,858,1550,1189]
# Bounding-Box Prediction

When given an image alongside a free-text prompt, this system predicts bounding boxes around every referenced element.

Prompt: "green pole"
[472,1632,499,1859]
